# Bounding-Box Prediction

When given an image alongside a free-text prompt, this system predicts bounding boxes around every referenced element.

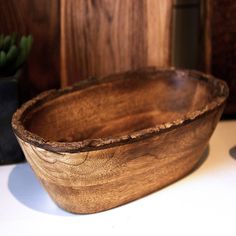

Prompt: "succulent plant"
[0,33,33,77]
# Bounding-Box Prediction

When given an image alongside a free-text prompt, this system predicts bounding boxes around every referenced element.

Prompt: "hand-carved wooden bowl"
[12,68,228,214]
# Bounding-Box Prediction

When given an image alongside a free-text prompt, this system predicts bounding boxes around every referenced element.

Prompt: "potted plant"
[0,33,32,165]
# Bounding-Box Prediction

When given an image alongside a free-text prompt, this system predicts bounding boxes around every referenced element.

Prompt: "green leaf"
[14,35,33,70]
[14,37,27,69]
[3,35,11,51]
[10,32,17,46]
[0,51,7,67]
[6,45,18,63]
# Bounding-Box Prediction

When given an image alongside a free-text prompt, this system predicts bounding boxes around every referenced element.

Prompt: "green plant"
[0,33,33,77]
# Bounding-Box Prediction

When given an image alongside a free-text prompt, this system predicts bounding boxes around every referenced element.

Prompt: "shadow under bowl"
[12,67,228,213]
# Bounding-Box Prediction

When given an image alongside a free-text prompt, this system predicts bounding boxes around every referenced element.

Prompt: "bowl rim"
[12,67,229,153]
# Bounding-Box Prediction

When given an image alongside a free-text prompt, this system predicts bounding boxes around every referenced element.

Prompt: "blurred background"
[0,0,235,117]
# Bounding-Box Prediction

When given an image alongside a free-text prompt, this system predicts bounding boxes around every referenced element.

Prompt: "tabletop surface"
[0,120,236,236]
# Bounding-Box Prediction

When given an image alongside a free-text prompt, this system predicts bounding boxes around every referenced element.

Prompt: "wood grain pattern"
[60,0,172,86]
[0,0,60,99]
[0,0,172,94]
[12,68,228,213]
[207,0,236,116]
[147,0,172,66]
[202,0,212,73]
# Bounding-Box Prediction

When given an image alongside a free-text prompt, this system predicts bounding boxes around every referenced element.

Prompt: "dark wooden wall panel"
[0,0,60,99]
[61,0,172,86]
[210,0,236,116]
[1,0,173,91]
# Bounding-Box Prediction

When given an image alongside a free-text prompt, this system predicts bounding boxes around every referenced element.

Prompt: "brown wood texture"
[207,0,236,116]
[0,0,60,99]
[60,0,172,86]
[12,68,228,213]
[0,1,172,93]
[202,0,212,73]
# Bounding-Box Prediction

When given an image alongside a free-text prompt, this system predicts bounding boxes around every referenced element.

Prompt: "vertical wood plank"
[26,0,60,96]
[202,0,212,73]
[147,0,172,67]
[0,1,26,33]
[208,0,236,116]
[61,0,172,86]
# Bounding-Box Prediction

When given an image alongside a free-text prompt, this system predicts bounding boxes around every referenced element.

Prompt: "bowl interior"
[23,71,219,142]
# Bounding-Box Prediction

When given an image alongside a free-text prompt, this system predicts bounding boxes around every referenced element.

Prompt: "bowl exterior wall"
[16,107,223,213]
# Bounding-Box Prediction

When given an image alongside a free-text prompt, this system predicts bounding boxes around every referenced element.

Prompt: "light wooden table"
[0,121,236,236]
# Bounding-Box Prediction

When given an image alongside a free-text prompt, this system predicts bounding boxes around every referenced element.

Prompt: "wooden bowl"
[12,68,228,214]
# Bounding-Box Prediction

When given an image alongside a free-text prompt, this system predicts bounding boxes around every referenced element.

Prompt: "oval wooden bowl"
[12,68,228,214]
